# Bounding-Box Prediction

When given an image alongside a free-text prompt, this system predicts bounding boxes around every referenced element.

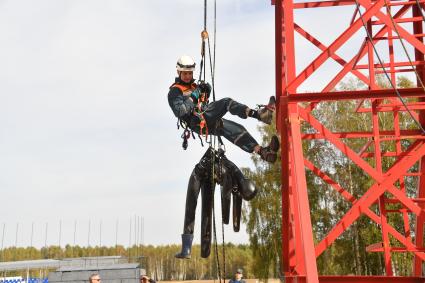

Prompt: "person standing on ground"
[140,274,156,283]
[229,269,246,283]
[89,274,101,283]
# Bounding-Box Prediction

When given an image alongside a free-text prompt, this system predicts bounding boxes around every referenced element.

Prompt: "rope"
[221,191,226,279]
[198,29,206,82]
[213,0,217,99]
[414,0,425,24]
[212,190,223,283]
[201,1,226,281]
[211,0,227,279]
[204,0,207,31]
[382,0,425,90]
[207,0,217,102]
[354,0,425,134]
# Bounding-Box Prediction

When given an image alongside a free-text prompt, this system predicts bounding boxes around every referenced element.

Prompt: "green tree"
[242,75,419,278]
[242,119,281,280]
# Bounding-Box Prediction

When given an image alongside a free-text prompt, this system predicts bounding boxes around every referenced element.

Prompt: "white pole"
[115,219,118,255]
[129,218,132,260]
[30,223,34,248]
[44,223,48,258]
[88,220,91,248]
[73,220,77,258]
[1,223,5,262]
[14,223,18,260]
[58,220,62,248]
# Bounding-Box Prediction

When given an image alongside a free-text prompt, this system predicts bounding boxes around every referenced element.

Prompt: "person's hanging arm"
[168,86,196,119]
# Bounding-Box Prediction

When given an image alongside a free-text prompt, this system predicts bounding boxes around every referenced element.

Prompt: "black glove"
[190,88,201,104]
[198,82,212,98]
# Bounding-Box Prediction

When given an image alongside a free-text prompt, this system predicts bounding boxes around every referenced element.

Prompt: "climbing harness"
[171,81,206,149]
[177,119,205,150]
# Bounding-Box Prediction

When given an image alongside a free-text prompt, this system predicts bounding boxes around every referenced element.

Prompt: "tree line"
[0,243,253,280]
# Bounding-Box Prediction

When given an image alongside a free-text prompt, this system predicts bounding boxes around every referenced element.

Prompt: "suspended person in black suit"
[167,55,280,162]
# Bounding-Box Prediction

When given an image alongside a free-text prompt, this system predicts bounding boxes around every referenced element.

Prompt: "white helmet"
[176,55,196,72]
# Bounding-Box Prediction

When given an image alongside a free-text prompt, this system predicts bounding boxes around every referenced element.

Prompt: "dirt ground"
[161,279,280,283]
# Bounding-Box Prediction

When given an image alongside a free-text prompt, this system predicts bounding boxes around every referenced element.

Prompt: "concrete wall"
[59,258,127,269]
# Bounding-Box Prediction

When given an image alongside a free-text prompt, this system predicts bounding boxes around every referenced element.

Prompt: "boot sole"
[175,255,191,259]
[258,110,273,125]
[265,153,277,163]
[270,135,280,152]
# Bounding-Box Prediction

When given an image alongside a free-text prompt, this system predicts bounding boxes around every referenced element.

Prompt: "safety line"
[212,191,222,283]
[383,0,425,90]
[414,0,425,23]
[203,1,225,282]
[204,0,207,31]
[207,0,217,102]
[354,0,425,134]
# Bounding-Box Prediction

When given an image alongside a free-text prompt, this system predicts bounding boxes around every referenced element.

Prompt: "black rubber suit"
[175,147,258,259]
[168,77,260,152]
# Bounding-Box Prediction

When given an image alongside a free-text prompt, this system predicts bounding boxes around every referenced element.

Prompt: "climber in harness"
[168,55,280,162]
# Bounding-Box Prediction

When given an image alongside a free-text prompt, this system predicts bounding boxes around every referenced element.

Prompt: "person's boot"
[175,234,194,259]
[258,135,280,163]
[257,96,276,125]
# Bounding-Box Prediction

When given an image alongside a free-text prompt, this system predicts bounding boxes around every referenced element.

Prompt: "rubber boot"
[175,234,194,259]
[257,96,276,125]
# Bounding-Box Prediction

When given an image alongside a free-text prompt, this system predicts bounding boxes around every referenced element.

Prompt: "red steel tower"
[273,0,425,282]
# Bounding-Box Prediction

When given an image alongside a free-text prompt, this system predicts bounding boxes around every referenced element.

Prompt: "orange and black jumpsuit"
[167,77,259,153]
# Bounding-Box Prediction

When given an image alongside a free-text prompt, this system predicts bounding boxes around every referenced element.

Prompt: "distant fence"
[0,278,48,283]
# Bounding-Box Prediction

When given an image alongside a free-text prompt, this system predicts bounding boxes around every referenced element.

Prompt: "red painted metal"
[288,88,425,102]
[272,0,425,282]
[323,4,412,92]
[294,23,370,84]
[292,0,425,9]
[413,3,425,276]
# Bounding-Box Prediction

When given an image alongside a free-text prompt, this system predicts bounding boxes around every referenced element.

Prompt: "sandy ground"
[160,280,281,283]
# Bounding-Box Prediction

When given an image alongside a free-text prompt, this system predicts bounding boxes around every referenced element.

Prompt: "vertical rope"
[200,1,225,281]
[221,203,226,279]
[207,0,217,103]
[204,0,207,31]
[207,0,226,281]
[382,0,425,90]
[212,200,222,283]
